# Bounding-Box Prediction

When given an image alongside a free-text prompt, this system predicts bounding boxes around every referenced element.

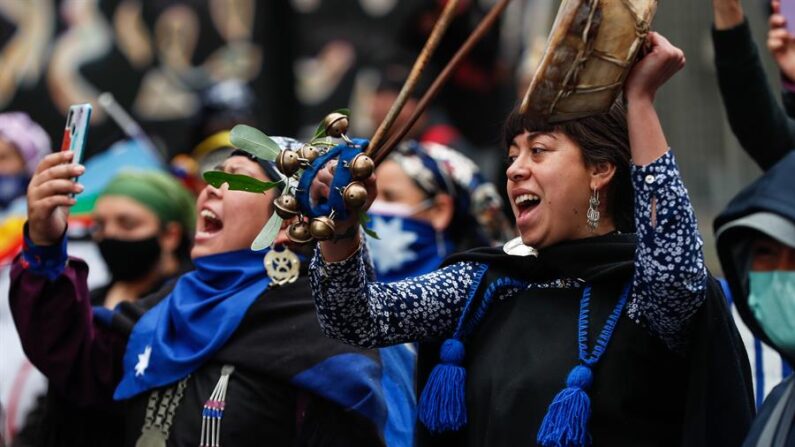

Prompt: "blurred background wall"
[0,0,780,271]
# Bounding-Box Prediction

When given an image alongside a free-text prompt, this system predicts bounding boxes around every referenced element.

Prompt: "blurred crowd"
[0,0,794,446]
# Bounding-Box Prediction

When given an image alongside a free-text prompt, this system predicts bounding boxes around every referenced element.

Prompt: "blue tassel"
[418,338,467,433]
[537,365,594,447]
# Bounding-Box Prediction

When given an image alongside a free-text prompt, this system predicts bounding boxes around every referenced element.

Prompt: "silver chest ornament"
[264,246,300,285]
[135,428,167,447]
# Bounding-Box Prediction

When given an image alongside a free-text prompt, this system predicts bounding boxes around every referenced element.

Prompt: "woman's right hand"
[310,159,377,262]
[26,151,84,246]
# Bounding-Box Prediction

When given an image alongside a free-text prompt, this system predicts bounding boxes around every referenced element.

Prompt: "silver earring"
[587,189,600,231]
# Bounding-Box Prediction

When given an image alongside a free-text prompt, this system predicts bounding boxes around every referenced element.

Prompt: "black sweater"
[713,19,795,170]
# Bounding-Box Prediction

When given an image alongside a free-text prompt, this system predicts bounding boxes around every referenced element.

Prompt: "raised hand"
[624,32,686,104]
[310,159,377,233]
[711,0,745,30]
[624,32,685,166]
[26,151,84,246]
[310,159,378,262]
[768,0,795,81]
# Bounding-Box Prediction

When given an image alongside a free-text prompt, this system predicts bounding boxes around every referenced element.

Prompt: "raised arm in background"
[712,0,795,169]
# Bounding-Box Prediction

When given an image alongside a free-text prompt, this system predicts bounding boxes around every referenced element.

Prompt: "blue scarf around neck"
[115,248,272,399]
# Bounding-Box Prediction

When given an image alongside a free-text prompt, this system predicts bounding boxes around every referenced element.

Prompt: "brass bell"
[273,194,299,220]
[342,181,368,210]
[324,113,349,138]
[276,150,301,177]
[349,154,375,180]
[298,145,320,165]
[287,221,313,244]
[309,216,336,241]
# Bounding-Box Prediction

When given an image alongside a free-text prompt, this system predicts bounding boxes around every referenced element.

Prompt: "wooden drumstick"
[367,0,460,156]
[373,0,513,167]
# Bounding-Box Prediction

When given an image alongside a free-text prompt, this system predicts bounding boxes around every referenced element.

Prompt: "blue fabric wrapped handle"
[296,139,369,220]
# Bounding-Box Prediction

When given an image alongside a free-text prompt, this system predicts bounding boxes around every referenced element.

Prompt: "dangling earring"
[587,189,600,232]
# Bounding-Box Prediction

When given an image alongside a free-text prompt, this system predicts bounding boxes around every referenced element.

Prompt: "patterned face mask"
[366,202,453,283]
[748,271,795,358]
[389,141,515,246]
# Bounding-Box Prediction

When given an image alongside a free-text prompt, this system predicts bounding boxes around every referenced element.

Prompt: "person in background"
[370,62,472,154]
[89,171,195,309]
[711,0,795,168]
[0,112,50,213]
[367,141,514,282]
[171,80,260,194]
[13,169,195,447]
[715,150,795,445]
[172,130,236,195]
[0,112,50,446]
[711,0,793,406]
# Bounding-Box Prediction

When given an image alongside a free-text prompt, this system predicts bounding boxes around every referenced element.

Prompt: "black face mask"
[98,236,162,282]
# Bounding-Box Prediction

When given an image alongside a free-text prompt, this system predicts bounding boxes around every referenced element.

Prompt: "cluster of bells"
[271,113,375,244]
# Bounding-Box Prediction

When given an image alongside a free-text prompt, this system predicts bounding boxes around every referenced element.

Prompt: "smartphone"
[60,104,92,193]
[781,0,795,33]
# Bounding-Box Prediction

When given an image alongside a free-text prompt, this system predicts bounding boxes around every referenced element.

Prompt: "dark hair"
[502,99,635,233]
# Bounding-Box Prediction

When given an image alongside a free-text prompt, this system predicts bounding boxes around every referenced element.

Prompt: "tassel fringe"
[418,339,467,433]
[537,365,594,447]
[200,365,235,447]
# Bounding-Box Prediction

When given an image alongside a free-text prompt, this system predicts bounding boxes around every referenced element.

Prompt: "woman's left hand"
[624,32,686,103]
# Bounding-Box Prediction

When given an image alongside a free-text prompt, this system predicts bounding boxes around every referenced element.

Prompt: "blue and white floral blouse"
[309,150,707,352]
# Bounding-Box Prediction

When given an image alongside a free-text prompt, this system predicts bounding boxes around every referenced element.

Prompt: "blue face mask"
[0,174,29,209]
[748,271,795,358]
[366,205,453,283]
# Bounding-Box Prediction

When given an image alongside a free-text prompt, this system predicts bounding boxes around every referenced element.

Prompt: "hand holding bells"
[201,109,375,251]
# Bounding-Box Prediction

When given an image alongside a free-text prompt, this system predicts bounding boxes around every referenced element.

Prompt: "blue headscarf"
[115,248,271,399]
[388,141,514,247]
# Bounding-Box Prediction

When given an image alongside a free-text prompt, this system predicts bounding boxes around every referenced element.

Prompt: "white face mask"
[368,199,434,218]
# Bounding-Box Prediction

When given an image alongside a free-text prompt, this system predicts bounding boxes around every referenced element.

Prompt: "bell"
[349,154,374,180]
[273,194,299,219]
[309,216,336,241]
[343,181,368,210]
[323,113,349,138]
[287,221,313,244]
[298,145,320,165]
[276,150,301,177]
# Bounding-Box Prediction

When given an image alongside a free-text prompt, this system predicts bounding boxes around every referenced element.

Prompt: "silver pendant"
[264,246,300,286]
[135,428,167,447]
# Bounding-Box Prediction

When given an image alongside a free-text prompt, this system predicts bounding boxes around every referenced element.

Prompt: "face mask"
[0,174,29,209]
[368,199,433,219]
[365,212,453,283]
[748,271,795,358]
[98,236,162,282]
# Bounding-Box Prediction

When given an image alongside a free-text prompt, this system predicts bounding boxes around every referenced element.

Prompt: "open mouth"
[198,209,224,237]
[514,193,541,215]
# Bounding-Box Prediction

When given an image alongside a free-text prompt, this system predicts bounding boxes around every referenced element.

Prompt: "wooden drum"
[520,0,657,123]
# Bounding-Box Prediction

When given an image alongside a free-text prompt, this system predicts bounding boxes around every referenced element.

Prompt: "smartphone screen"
[60,104,92,194]
[782,0,795,34]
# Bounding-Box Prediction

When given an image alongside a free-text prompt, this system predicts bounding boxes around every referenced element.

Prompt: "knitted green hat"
[101,170,196,233]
